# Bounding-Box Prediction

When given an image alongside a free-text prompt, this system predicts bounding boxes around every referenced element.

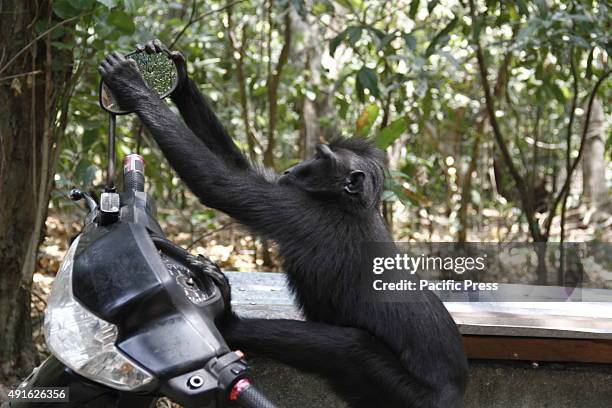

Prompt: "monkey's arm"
[141,97,311,241]
[138,39,250,171]
[171,79,251,171]
[221,317,418,406]
[99,53,311,240]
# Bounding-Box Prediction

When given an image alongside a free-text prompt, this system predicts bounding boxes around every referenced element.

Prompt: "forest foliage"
[45,0,610,246]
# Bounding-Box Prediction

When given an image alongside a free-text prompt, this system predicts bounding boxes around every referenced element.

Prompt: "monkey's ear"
[344,170,365,194]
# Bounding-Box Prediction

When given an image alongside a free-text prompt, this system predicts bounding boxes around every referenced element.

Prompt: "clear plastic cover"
[44,237,154,390]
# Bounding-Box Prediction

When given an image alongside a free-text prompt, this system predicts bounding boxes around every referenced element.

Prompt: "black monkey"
[98,40,468,408]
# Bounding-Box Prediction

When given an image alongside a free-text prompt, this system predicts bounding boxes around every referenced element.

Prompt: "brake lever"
[70,188,98,212]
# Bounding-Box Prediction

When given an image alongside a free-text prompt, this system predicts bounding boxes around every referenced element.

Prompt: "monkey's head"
[279,137,385,209]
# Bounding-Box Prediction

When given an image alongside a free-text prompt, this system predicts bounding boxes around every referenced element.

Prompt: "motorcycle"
[9,48,276,408]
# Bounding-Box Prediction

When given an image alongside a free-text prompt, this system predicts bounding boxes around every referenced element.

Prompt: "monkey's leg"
[221,318,426,408]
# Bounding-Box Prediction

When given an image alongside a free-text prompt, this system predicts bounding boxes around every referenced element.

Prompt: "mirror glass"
[100,51,178,114]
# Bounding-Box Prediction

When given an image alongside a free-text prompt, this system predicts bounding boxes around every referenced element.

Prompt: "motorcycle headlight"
[44,236,154,390]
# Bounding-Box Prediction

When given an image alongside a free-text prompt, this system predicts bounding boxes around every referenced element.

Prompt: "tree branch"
[544,69,611,237]
[560,49,578,217]
[0,12,91,76]
[468,0,541,240]
[0,70,42,82]
[170,0,199,48]
[170,0,247,48]
[557,47,579,285]
[227,2,259,160]
[263,5,292,167]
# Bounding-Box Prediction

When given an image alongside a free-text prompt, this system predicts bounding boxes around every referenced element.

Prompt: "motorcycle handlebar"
[230,379,277,408]
[123,153,145,192]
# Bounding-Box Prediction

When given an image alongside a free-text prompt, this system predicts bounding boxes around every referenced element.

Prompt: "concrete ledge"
[226,272,612,339]
[246,359,612,407]
[228,272,612,407]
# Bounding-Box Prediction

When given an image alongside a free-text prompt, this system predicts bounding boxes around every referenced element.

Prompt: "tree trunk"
[295,1,323,160]
[0,1,75,381]
[227,4,258,160]
[383,132,408,235]
[263,3,292,168]
[457,138,480,243]
[582,97,607,210]
[299,94,319,160]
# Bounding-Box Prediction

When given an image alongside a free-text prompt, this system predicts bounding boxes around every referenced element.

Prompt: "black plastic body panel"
[72,211,228,380]
[118,190,163,236]
[73,222,174,329]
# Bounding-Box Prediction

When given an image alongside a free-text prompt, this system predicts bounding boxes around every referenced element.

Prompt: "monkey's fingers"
[111,51,126,62]
[169,50,186,63]
[105,53,118,66]
[99,60,111,73]
[152,39,166,53]
[144,40,157,54]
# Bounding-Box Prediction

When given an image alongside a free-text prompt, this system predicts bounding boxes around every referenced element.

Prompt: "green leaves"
[376,118,408,149]
[514,19,540,47]
[107,10,135,34]
[425,16,458,57]
[409,0,420,19]
[124,0,144,13]
[53,0,83,18]
[55,0,136,37]
[48,0,607,236]
[355,104,379,136]
[356,67,379,100]
[74,159,97,186]
[545,81,566,104]
[81,129,99,152]
[69,0,96,9]
[427,0,439,14]
[329,25,387,55]
[54,0,101,18]
[330,26,363,55]
[514,0,530,16]
[346,26,364,47]
[384,174,430,206]
[97,0,117,8]
[403,33,417,51]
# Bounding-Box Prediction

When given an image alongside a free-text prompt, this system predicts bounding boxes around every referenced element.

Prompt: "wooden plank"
[463,335,612,364]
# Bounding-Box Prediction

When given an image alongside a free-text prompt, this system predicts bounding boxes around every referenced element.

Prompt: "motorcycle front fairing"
[10,356,156,408]
[74,221,228,377]
[13,191,241,408]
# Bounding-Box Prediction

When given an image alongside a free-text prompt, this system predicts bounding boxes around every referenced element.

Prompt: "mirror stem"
[106,113,117,192]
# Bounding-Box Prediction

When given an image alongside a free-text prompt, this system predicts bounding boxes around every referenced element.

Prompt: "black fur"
[99,47,468,408]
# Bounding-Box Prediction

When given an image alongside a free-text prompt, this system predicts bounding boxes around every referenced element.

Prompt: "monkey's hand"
[187,254,232,314]
[98,51,152,112]
[137,39,188,93]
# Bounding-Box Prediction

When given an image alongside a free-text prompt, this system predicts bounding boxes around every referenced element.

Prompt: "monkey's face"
[278,144,365,197]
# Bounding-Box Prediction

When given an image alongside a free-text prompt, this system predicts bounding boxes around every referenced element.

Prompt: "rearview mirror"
[99,50,178,115]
